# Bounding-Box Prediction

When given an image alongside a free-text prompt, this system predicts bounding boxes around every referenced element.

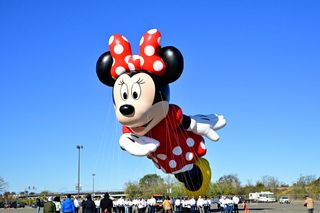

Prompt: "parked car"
[32,201,44,208]
[16,202,26,208]
[4,202,11,208]
[10,201,25,208]
[279,196,290,204]
[10,201,17,208]
[211,197,220,205]
[153,194,164,212]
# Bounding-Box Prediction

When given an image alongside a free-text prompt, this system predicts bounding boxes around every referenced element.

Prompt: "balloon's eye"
[132,83,141,100]
[120,84,128,100]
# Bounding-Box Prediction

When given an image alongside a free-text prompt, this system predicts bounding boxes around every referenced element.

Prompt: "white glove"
[119,133,160,156]
[188,114,226,141]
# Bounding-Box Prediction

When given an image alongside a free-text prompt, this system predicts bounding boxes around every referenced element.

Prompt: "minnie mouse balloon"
[96,29,226,196]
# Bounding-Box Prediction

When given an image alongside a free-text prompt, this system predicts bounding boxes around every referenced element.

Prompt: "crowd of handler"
[35,193,317,213]
[36,193,244,213]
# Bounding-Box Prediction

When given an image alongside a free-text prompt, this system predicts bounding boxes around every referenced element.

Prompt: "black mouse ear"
[160,46,184,84]
[96,51,115,87]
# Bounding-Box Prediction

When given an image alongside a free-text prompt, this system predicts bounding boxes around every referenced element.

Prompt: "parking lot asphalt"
[0,201,319,213]
[211,201,319,213]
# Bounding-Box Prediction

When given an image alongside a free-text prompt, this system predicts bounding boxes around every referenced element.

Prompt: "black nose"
[119,104,135,116]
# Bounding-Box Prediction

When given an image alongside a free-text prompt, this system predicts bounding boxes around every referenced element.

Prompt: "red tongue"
[131,126,145,132]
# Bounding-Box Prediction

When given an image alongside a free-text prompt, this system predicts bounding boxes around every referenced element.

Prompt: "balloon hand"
[188,114,226,141]
[119,133,160,156]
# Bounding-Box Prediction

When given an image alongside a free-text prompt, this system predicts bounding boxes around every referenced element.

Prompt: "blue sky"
[1,0,320,193]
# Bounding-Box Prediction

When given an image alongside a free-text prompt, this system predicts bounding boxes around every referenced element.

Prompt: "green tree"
[240,181,257,198]
[214,174,241,195]
[170,181,185,197]
[39,190,50,200]
[124,181,142,199]
[139,174,166,197]
[254,181,265,191]
[40,190,50,195]
[209,182,223,196]
[307,177,320,194]
[207,175,241,196]
[139,174,164,187]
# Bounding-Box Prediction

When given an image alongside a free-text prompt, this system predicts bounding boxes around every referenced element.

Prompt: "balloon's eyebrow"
[136,78,145,84]
[118,79,125,86]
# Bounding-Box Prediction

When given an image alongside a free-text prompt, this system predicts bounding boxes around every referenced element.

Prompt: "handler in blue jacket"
[62,194,75,213]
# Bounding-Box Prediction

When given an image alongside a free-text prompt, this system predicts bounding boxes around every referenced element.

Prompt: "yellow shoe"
[184,158,211,197]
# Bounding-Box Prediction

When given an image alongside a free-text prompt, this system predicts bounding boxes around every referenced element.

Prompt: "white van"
[249,191,276,203]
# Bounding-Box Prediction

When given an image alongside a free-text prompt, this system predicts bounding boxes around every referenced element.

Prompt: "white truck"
[249,191,276,203]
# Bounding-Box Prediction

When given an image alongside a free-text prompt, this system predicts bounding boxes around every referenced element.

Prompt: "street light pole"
[92,173,95,196]
[76,145,83,195]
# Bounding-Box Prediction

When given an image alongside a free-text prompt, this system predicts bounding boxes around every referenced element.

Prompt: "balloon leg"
[174,158,211,197]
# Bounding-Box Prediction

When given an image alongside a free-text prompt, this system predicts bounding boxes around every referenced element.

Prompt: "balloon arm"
[180,114,192,129]
[187,114,226,141]
[119,133,160,156]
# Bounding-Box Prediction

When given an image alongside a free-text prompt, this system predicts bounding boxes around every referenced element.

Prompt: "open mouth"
[130,119,153,133]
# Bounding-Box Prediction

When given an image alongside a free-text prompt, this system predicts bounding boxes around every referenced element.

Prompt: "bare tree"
[0,176,8,192]
[261,175,280,190]
[295,175,316,186]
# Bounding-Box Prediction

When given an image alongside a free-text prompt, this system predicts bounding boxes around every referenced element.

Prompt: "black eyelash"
[137,78,145,84]
[118,79,125,85]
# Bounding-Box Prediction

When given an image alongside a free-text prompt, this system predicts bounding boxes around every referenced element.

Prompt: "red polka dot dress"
[123,104,207,174]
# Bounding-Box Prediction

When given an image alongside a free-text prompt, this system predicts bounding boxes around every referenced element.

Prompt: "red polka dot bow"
[108,29,166,79]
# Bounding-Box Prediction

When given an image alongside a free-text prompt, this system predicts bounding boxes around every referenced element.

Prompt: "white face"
[113,72,169,136]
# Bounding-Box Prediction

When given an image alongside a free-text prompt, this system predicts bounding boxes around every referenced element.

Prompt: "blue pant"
[225,205,233,213]
[149,206,155,213]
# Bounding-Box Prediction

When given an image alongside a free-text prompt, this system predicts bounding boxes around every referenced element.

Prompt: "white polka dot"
[139,56,144,66]
[185,152,194,161]
[112,57,115,66]
[114,44,124,55]
[144,45,155,56]
[186,138,195,147]
[200,142,206,150]
[122,36,128,42]
[124,55,130,63]
[128,63,135,71]
[157,154,167,160]
[153,60,163,71]
[148,29,158,34]
[171,164,193,174]
[172,146,182,156]
[157,37,162,45]
[132,55,140,60]
[115,66,125,75]
[108,35,114,45]
[169,160,177,168]
[139,36,144,46]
